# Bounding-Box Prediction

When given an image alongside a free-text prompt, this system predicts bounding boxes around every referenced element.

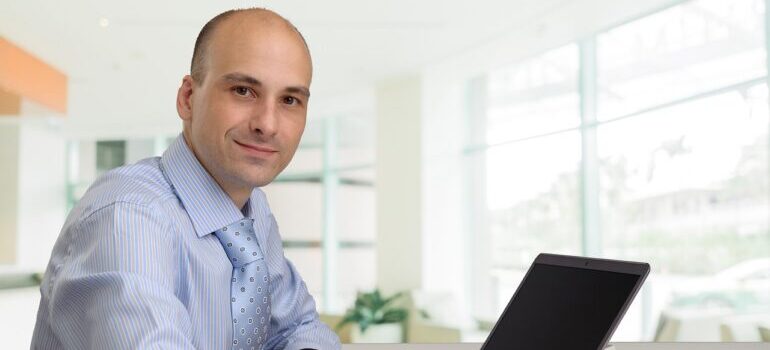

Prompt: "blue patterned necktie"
[214,218,272,350]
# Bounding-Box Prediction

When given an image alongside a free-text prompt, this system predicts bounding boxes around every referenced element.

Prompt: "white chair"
[719,313,769,342]
[653,312,681,342]
[719,323,735,342]
[758,325,770,342]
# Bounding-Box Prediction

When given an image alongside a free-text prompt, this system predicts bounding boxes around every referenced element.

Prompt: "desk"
[342,343,769,349]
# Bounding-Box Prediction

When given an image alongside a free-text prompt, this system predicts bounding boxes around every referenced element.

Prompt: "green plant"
[336,289,408,333]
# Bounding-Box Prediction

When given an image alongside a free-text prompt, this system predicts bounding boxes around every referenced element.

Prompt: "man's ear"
[176,75,195,121]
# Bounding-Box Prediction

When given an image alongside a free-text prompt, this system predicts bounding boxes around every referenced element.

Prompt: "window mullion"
[579,38,601,258]
[321,117,339,312]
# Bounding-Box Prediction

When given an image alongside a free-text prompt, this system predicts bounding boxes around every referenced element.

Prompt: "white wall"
[0,121,20,264]
[0,117,66,270]
[420,76,478,326]
[16,119,67,270]
[0,287,40,349]
[376,75,423,294]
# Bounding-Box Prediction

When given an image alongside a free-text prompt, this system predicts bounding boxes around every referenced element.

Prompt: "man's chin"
[243,174,278,188]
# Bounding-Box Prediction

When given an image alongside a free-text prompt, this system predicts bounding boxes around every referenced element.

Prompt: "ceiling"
[0,0,568,132]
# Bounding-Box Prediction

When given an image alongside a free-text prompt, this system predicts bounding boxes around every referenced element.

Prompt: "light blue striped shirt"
[32,135,340,350]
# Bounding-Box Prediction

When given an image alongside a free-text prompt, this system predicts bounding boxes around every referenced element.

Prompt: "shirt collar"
[161,134,250,237]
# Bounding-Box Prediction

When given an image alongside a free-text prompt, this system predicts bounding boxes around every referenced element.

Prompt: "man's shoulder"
[75,157,177,218]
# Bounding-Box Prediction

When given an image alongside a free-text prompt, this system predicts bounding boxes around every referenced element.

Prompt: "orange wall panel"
[0,87,22,115]
[0,37,67,114]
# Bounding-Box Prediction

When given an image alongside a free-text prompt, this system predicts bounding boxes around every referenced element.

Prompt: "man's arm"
[262,214,341,350]
[40,201,195,349]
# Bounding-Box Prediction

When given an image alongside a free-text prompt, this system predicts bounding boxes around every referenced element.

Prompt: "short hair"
[190,8,311,84]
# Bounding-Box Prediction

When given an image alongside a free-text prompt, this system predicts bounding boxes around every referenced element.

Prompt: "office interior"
[1,0,769,347]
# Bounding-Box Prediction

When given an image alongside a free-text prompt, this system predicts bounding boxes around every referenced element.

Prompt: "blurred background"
[0,0,769,347]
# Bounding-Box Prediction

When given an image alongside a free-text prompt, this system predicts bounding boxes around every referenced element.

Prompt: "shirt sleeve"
[262,214,341,350]
[44,201,195,349]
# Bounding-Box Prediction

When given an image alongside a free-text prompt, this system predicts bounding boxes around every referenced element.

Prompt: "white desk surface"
[342,343,770,349]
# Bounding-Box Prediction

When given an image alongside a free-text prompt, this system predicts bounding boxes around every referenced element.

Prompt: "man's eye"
[283,96,298,105]
[234,87,251,96]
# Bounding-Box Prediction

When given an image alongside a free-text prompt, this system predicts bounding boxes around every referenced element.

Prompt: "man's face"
[178,14,312,191]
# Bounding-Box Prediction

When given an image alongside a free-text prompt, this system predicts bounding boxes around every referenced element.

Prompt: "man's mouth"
[234,140,278,157]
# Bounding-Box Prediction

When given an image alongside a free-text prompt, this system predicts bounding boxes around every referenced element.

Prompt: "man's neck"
[218,180,252,213]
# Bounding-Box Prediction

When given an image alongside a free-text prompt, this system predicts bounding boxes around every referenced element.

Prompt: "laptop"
[480,253,650,350]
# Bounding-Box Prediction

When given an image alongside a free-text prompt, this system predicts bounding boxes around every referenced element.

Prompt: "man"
[31,8,340,350]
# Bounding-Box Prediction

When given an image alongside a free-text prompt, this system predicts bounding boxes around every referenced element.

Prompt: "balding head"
[176,7,313,203]
[190,8,311,85]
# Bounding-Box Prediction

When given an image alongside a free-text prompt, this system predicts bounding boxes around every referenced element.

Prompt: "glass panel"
[597,0,766,120]
[285,119,323,174]
[335,174,375,242]
[95,140,125,174]
[338,167,374,186]
[335,115,375,169]
[335,247,376,313]
[598,83,770,340]
[482,131,582,317]
[283,247,324,308]
[262,182,322,241]
[486,44,580,143]
[69,140,94,205]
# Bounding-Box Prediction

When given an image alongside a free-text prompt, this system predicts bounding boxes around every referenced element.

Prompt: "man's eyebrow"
[221,72,310,98]
[286,86,310,99]
[222,73,262,86]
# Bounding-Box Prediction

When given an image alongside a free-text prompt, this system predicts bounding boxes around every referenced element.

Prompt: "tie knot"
[214,218,264,267]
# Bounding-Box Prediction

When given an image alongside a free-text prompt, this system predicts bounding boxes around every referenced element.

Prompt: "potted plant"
[336,289,408,343]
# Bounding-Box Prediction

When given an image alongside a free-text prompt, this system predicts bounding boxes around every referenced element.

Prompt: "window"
[471,44,582,320]
[483,131,583,311]
[486,44,580,143]
[598,83,768,274]
[468,0,769,341]
[597,0,766,119]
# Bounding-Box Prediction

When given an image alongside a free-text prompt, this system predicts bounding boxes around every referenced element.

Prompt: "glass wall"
[469,0,769,342]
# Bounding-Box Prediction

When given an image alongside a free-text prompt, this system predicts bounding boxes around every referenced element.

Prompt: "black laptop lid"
[481,253,650,350]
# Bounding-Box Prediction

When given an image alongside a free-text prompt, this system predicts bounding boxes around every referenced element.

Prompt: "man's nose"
[249,98,279,136]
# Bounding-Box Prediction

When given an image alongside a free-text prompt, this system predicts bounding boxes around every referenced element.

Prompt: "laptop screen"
[482,260,645,350]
